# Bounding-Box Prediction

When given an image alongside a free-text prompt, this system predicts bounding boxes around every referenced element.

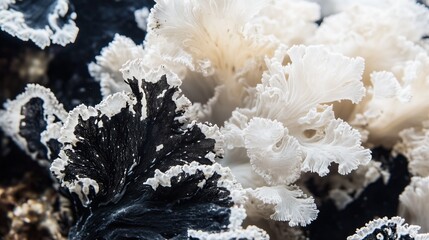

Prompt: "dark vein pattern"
[50,66,261,239]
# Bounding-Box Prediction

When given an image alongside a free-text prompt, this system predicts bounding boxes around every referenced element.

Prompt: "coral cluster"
[2,0,429,239]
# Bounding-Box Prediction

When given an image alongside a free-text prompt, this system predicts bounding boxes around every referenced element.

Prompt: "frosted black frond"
[49,66,263,239]
[52,74,220,206]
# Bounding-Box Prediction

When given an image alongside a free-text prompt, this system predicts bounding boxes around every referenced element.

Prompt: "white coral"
[399,177,429,232]
[88,0,378,230]
[397,121,429,177]
[95,0,321,125]
[88,34,145,97]
[222,45,370,226]
[310,0,429,147]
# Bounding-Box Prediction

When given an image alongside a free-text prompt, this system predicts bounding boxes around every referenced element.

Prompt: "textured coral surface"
[2,0,429,240]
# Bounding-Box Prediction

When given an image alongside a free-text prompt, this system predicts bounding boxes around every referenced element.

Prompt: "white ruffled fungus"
[87,0,376,231]
[93,0,321,125]
[221,45,370,226]
[88,34,145,97]
[310,0,429,147]
[399,176,429,233]
[397,121,429,177]
[0,0,79,48]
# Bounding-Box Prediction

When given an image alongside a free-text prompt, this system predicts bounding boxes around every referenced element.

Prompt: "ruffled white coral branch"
[399,176,429,232]
[221,44,370,226]
[247,186,318,227]
[397,122,429,177]
[88,34,145,97]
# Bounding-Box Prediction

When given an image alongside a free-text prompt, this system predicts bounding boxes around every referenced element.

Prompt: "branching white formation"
[399,177,429,232]
[0,0,79,48]
[220,45,370,226]
[397,122,429,177]
[348,216,429,240]
[88,34,145,97]
[397,121,429,232]
[311,0,429,147]
[84,0,429,233]
[92,0,320,125]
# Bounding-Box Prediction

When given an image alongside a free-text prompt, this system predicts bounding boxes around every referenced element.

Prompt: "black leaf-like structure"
[51,62,266,239]
[0,84,67,164]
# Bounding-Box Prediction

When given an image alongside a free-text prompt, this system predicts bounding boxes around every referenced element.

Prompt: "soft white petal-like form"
[244,118,302,185]
[228,45,369,176]
[221,44,369,226]
[370,71,411,101]
[248,186,318,227]
[147,0,273,85]
[222,111,250,150]
[88,34,145,98]
[0,0,78,48]
[247,0,320,45]
[311,0,429,135]
[134,7,150,31]
[145,0,280,124]
[399,177,429,232]
[254,45,365,127]
[352,53,429,147]
[311,0,429,59]
[299,117,371,176]
[285,45,365,105]
[398,125,429,177]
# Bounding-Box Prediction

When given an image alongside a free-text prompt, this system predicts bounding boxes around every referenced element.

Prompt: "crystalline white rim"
[0,84,67,162]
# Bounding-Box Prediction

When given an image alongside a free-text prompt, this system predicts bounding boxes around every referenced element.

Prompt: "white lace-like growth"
[397,121,429,177]
[0,0,79,48]
[348,216,429,240]
[399,177,429,232]
[221,45,370,226]
[310,0,429,147]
